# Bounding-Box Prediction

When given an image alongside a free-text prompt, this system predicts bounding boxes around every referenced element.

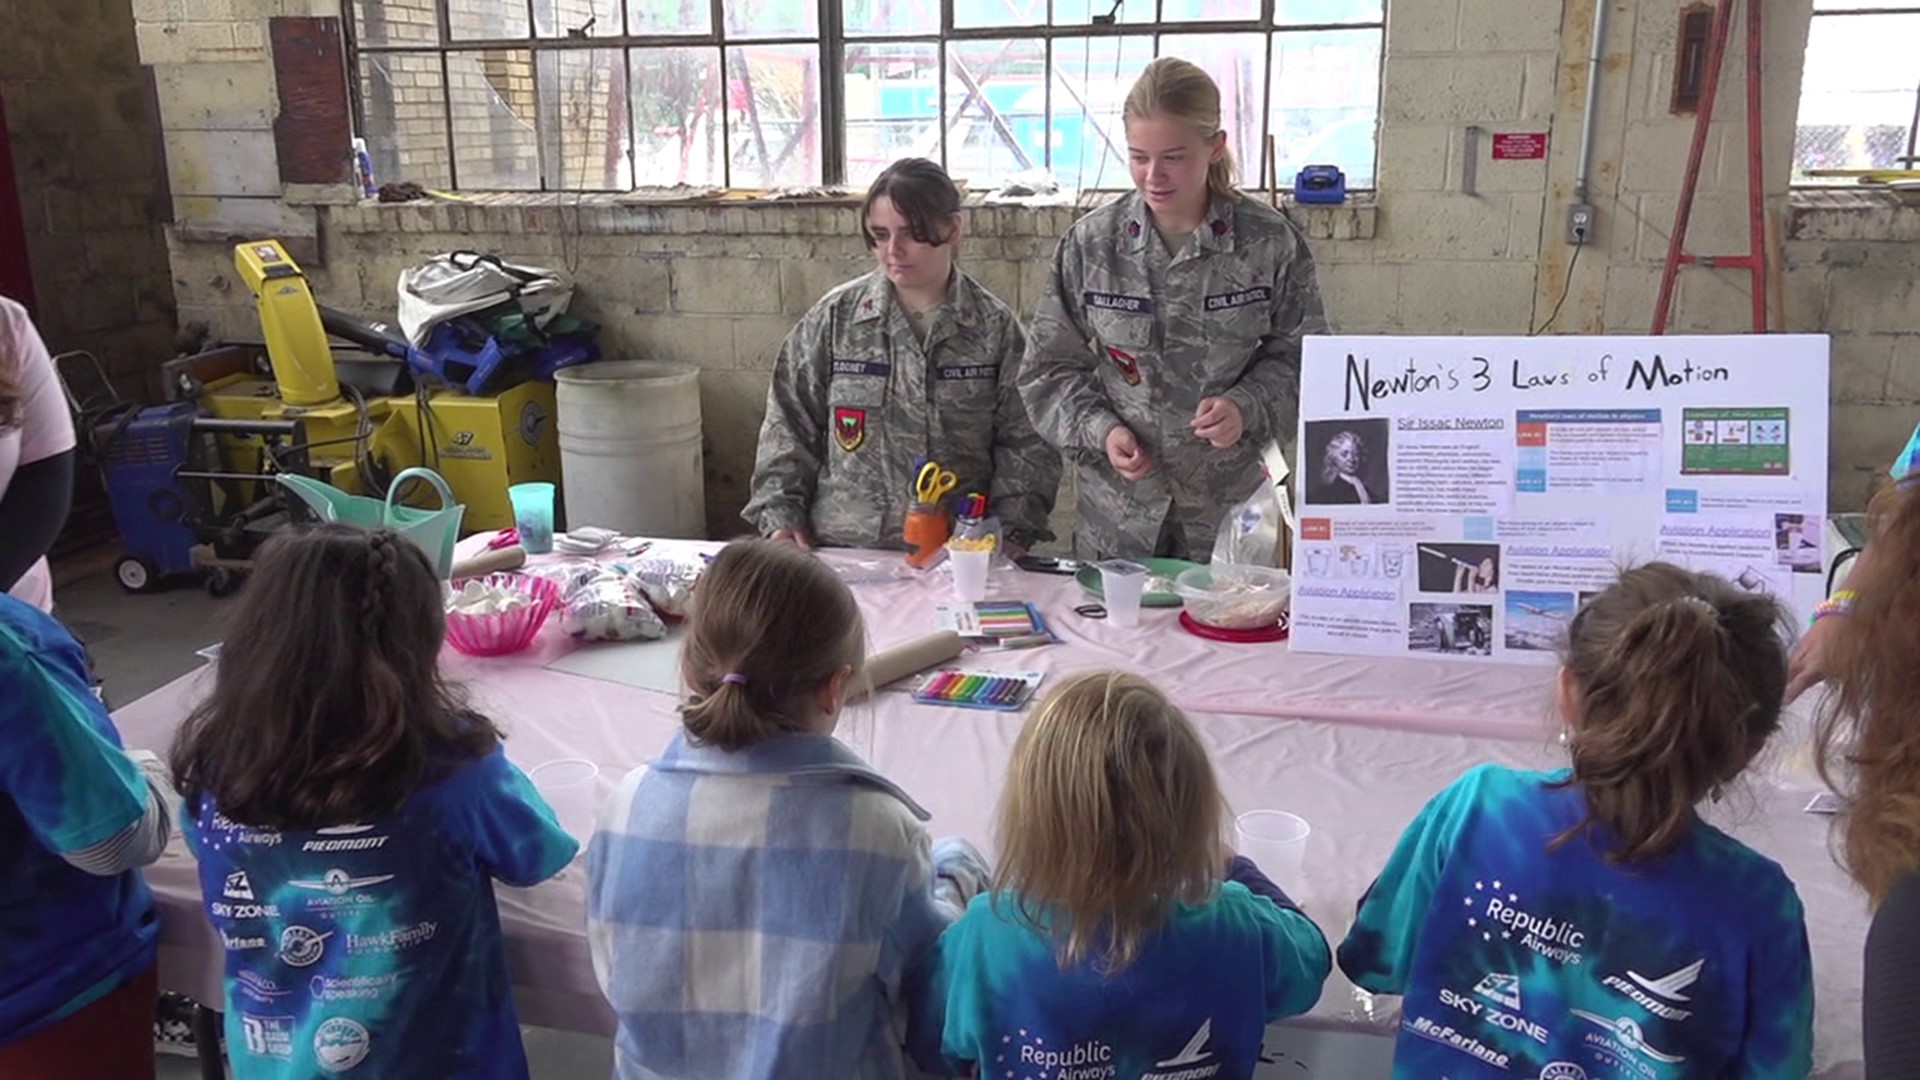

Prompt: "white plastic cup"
[530,758,600,845]
[1099,559,1149,628]
[949,547,991,601]
[1235,809,1310,889]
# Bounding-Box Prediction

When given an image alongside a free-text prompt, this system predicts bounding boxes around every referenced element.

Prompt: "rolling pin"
[450,545,527,581]
[850,631,964,701]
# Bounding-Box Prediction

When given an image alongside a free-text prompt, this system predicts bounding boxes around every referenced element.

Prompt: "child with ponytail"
[587,539,984,1079]
[1339,563,1813,1079]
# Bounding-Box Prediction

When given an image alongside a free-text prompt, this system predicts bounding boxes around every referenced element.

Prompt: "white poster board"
[1291,336,1830,664]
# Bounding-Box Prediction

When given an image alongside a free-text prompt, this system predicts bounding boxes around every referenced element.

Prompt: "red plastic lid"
[1179,610,1290,643]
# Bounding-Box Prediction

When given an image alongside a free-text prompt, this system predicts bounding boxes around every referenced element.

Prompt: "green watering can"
[277,467,465,579]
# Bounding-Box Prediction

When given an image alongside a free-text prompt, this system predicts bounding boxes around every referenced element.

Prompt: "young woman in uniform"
[1021,57,1328,560]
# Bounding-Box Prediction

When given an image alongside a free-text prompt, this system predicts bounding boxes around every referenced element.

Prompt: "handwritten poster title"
[1343,352,1733,413]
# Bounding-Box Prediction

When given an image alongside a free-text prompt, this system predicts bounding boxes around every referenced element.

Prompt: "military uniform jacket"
[744,268,1061,549]
[1020,192,1328,559]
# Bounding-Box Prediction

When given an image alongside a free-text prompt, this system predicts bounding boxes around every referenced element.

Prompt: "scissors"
[914,461,958,505]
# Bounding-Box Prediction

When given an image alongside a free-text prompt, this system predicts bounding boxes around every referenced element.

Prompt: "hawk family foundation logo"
[314,1017,372,1073]
[347,920,438,955]
[1463,879,1585,965]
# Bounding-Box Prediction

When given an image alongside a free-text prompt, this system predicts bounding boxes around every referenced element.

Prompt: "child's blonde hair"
[1124,56,1239,202]
[678,540,866,751]
[993,671,1226,972]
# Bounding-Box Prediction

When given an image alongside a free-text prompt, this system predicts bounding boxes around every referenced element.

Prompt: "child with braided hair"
[168,524,576,1078]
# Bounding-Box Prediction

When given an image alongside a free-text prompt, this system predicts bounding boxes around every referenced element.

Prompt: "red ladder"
[1652,0,1769,334]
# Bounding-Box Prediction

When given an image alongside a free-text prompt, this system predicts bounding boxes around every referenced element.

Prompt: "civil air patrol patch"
[833,407,867,452]
[1107,347,1142,387]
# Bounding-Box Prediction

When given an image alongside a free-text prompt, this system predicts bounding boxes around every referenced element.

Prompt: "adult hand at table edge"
[1105,425,1153,482]
[1191,396,1244,450]
[1787,614,1841,704]
[770,526,813,552]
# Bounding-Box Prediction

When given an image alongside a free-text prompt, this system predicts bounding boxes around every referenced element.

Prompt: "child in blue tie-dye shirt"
[168,525,577,1079]
[908,671,1332,1080]
[1339,563,1815,1080]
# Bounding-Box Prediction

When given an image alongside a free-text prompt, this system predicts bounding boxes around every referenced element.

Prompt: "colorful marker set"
[912,668,1045,712]
[972,601,1046,638]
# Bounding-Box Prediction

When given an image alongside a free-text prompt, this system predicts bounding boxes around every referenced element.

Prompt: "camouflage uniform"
[1021,192,1328,560]
[744,268,1061,550]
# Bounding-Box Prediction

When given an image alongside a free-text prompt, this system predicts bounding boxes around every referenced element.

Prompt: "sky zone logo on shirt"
[224,870,255,900]
[1439,985,1549,1045]
[211,899,282,920]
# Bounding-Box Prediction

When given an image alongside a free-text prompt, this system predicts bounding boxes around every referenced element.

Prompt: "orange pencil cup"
[904,504,950,568]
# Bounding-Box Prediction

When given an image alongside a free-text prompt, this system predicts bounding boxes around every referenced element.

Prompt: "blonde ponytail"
[1125,56,1240,202]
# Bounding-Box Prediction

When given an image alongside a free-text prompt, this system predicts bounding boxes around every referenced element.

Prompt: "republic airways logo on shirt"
[1462,879,1585,965]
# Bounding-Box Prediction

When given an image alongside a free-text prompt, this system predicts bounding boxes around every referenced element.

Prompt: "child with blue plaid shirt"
[587,540,985,1080]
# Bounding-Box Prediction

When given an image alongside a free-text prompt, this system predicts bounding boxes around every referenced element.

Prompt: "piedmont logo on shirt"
[302,824,389,853]
[314,1016,372,1073]
[1600,960,1702,1022]
[1141,1020,1222,1080]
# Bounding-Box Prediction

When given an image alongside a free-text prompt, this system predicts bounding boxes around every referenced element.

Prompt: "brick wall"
[0,0,175,394]
[136,0,1920,534]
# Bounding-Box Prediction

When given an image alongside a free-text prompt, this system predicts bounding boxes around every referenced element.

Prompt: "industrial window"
[348,0,1384,192]
[1792,0,1920,183]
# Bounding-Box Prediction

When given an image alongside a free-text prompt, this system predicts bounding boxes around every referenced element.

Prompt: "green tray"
[1076,558,1200,608]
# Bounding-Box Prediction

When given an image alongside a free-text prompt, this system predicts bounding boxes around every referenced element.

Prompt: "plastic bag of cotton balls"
[617,553,707,619]
[560,572,668,642]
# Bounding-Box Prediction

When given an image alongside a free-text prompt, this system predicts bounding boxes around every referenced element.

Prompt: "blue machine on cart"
[87,388,310,596]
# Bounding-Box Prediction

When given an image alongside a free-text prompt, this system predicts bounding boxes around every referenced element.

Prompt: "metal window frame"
[349,0,1386,191]
[1801,5,1920,175]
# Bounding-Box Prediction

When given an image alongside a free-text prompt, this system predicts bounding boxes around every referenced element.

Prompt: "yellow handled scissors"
[914,461,958,505]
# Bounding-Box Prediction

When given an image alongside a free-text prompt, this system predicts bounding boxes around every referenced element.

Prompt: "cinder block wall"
[129,0,1920,535]
[0,0,176,392]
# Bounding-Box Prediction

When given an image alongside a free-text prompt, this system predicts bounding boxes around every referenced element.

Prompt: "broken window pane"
[358,53,453,188]
[448,49,542,189]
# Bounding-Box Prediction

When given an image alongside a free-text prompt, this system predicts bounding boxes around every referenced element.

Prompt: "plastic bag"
[561,573,668,642]
[619,554,707,619]
[1212,442,1294,567]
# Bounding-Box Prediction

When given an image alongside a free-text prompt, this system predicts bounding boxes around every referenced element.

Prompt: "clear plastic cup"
[1235,809,1310,889]
[529,757,599,845]
[509,482,557,555]
[949,547,991,601]
[1098,559,1149,628]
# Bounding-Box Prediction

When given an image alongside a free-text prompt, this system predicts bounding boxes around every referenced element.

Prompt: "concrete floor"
[54,555,616,1079]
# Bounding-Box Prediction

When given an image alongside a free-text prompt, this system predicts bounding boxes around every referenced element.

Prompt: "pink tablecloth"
[109,546,1865,1075]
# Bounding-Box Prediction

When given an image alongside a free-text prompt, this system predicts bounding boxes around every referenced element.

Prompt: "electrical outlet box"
[1566,203,1596,245]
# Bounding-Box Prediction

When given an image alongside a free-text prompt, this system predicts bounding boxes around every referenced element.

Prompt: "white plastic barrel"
[554,361,706,539]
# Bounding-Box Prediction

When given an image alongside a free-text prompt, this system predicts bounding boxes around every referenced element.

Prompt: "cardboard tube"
[450,545,527,580]
[854,631,965,700]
